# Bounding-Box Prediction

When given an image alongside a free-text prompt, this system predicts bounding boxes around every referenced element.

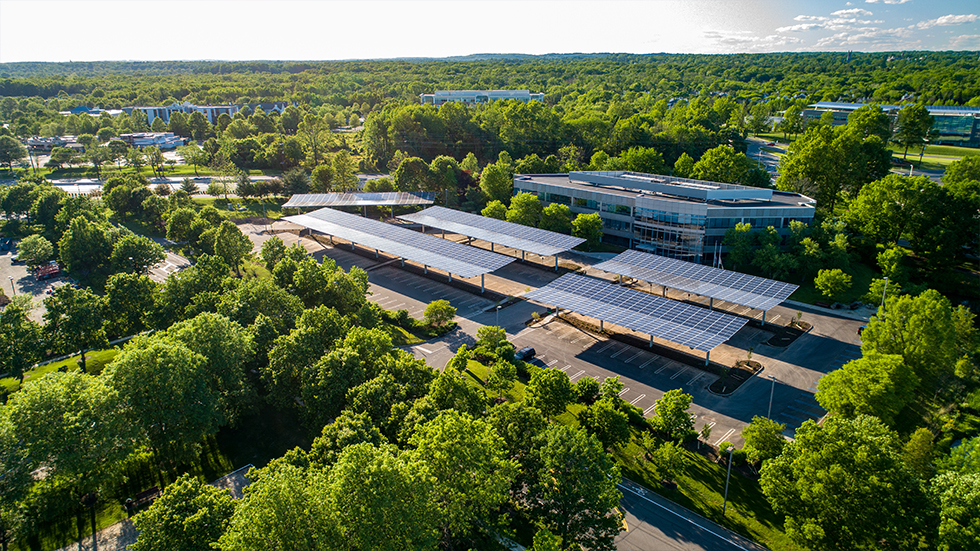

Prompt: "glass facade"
[634,207,706,261]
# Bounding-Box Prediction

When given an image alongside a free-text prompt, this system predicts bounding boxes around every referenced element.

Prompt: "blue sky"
[0,0,978,63]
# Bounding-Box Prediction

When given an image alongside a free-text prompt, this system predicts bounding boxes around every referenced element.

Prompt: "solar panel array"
[283,192,436,208]
[593,249,798,311]
[524,274,747,352]
[284,207,514,278]
[397,206,585,256]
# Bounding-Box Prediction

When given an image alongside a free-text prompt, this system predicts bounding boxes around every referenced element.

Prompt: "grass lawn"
[789,261,877,305]
[1,348,121,395]
[193,197,288,220]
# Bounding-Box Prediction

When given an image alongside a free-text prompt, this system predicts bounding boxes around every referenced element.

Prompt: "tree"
[331,150,359,192]
[42,286,107,371]
[409,411,517,538]
[215,220,253,275]
[526,368,576,418]
[58,215,111,275]
[0,302,42,385]
[539,202,572,234]
[943,155,980,185]
[16,234,52,269]
[933,472,980,551]
[479,163,511,204]
[328,443,439,550]
[110,232,165,274]
[816,353,917,426]
[648,440,685,482]
[481,200,507,220]
[740,416,787,466]
[131,473,235,551]
[105,335,223,472]
[760,416,935,551]
[423,299,456,327]
[893,104,934,159]
[621,146,666,174]
[260,235,287,271]
[526,424,623,550]
[860,289,973,388]
[3,370,136,499]
[673,152,695,178]
[722,222,753,270]
[218,463,342,551]
[650,389,695,441]
[0,407,32,551]
[310,411,387,467]
[298,114,332,166]
[847,103,892,143]
[580,398,630,449]
[814,268,852,302]
[506,191,543,227]
[572,212,603,251]
[779,105,805,138]
[690,144,769,187]
[0,135,27,171]
[104,272,156,338]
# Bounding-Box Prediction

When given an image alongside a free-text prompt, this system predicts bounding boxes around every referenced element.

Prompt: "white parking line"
[546,359,558,366]
[625,351,643,363]
[643,404,657,415]
[389,303,405,310]
[610,347,628,358]
[670,366,690,380]
[769,314,781,323]
[618,387,630,396]
[688,372,705,386]
[560,365,571,372]
[629,393,646,405]
[713,428,736,446]
[596,342,616,354]
[569,370,586,381]
[655,362,671,374]
[638,358,656,369]
[416,347,432,354]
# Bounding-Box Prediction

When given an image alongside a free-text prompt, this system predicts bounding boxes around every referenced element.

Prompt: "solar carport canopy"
[284,207,514,278]
[398,206,585,257]
[593,250,798,312]
[524,274,748,352]
[283,192,436,209]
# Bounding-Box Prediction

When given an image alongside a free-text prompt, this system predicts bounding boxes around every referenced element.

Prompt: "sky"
[0,0,978,63]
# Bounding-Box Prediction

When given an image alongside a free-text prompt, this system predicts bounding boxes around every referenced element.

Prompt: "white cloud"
[814,26,918,49]
[916,14,979,29]
[703,30,803,52]
[832,8,872,17]
[794,15,829,22]
[948,34,980,48]
[865,0,911,4]
[777,23,824,32]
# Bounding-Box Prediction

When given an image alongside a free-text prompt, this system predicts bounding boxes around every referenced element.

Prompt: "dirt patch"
[765,323,809,347]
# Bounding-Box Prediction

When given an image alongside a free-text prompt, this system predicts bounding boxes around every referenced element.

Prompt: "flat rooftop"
[515,174,814,210]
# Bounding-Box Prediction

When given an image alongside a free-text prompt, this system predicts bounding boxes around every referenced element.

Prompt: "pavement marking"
[570,336,589,344]
[569,370,586,381]
[610,347,628,358]
[560,365,571,372]
[713,428,736,446]
[699,421,717,439]
[618,387,630,396]
[546,359,558,367]
[687,372,705,386]
[769,314,781,324]
[643,404,657,416]
[625,351,643,363]
[416,347,432,354]
[390,303,406,310]
[655,362,671,374]
[596,342,616,354]
[670,366,690,380]
[629,394,646,405]
[638,358,656,369]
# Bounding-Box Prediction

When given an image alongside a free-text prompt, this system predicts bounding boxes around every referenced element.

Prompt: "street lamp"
[8,276,14,296]
[495,305,502,350]
[722,446,734,516]
[880,276,889,318]
[767,375,776,418]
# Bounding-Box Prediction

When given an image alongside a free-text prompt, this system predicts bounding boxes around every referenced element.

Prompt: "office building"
[804,101,980,147]
[419,90,544,106]
[514,171,816,263]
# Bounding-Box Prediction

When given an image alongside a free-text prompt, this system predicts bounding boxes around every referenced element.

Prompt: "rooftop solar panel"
[524,274,747,352]
[284,207,513,278]
[283,192,436,208]
[593,250,797,311]
[397,206,585,256]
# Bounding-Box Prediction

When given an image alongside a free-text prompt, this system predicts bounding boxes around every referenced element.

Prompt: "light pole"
[80,492,98,551]
[8,276,14,296]
[767,375,776,418]
[722,446,734,516]
[880,276,889,318]
[495,305,502,350]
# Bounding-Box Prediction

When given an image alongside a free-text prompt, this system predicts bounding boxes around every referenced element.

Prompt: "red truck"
[34,262,61,280]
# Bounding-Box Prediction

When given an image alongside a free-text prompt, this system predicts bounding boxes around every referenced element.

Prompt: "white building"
[419,90,544,106]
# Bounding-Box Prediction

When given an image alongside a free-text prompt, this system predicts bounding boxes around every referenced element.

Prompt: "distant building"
[514,171,816,263]
[64,101,293,126]
[419,90,544,106]
[804,101,980,148]
[118,132,186,150]
[27,135,82,152]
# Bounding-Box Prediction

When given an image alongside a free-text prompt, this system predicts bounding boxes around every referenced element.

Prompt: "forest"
[1,52,980,551]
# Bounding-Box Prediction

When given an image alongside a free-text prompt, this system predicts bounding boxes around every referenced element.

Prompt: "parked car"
[515,346,536,362]
[10,254,21,263]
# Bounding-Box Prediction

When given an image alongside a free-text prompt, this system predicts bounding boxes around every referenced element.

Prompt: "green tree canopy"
[131,473,235,551]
